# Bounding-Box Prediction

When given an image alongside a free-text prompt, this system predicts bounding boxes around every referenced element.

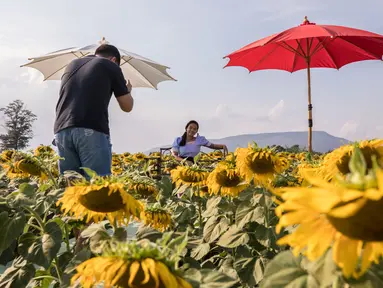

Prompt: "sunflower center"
[327,198,383,241]
[337,147,378,175]
[215,170,241,187]
[246,155,275,174]
[117,263,167,288]
[79,187,125,213]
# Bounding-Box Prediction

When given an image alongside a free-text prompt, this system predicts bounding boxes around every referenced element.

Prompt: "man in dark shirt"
[53,44,134,177]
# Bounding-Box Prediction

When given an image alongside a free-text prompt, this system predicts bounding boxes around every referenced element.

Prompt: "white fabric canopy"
[21,38,176,89]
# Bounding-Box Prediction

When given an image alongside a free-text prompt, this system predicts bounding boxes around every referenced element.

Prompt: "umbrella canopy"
[224,17,383,152]
[21,37,176,90]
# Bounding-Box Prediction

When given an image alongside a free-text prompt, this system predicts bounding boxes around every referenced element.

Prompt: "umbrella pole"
[307,64,313,153]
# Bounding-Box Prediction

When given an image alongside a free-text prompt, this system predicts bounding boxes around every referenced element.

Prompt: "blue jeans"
[54,127,112,177]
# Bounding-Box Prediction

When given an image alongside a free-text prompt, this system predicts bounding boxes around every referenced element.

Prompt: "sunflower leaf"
[218,256,239,283]
[260,250,319,288]
[80,167,98,179]
[203,216,219,243]
[202,197,221,218]
[191,242,210,261]
[236,203,265,229]
[183,268,202,288]
[217,225,249,248]
[157,176,173,198]
[18,233,48,268]
[80,222,108,239]
[167,232,188,256]
[89,230,110,255]
[0,256,35,288]
[348,146,367,176]
[17,183,35,197]
[306,249,338,287]
[209,217,229,243]
[199,269,239,288]
[0,211,26,255]
[42,221,63,263]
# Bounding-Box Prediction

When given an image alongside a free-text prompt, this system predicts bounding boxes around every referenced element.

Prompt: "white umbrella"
[21,37,176,89]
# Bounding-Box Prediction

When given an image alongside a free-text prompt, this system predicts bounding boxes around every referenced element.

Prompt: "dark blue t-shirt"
[54,55,128,135]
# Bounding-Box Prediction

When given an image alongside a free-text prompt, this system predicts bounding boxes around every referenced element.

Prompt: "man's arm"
[112,65,134,113]
[116,80,134,112]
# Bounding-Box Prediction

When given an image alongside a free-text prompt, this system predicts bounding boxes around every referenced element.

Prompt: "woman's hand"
[222,145,228,156]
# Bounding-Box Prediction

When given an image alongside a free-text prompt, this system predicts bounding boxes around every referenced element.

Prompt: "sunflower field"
[1,140,383,287]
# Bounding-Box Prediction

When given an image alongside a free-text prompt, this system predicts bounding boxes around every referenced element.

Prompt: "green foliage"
[0,99,37,151]
[0,146,381,288]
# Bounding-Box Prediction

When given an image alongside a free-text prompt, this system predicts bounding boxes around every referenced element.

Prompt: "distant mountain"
[146,131,351,154]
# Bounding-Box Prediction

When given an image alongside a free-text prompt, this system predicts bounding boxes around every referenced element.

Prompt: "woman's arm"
[171,137,187,162]
[209,143,228,155]
[198,136,228,155]
[171,149,186,162]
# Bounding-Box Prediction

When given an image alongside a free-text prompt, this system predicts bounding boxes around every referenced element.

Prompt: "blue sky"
[0,0,382,153]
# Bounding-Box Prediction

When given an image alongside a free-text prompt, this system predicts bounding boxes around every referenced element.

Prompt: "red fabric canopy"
[224,17,383,72]
[224,17,383,152]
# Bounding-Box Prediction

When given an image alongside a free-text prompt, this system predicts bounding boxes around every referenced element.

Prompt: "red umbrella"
[224,16,383,152]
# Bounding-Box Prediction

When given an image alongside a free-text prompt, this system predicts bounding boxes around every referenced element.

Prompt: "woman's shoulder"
[196,135,209,143]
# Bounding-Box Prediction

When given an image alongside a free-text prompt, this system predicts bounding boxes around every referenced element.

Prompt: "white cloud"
[215,103,231,117]
[340,120,359,138]
[19,68,46,86]
[268,100,285,121]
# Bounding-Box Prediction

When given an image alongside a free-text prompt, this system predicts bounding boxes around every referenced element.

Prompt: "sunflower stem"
[33,275,60,282]
[27,223,44,233]
[54,258,63,284]
[35,157,58,189]
[64,223,71,252]
[23,206,45,230]
[198,186,203,236]
[263,189,270,228]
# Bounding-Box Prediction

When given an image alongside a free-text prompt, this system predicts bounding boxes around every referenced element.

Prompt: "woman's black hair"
[179,120,199,146]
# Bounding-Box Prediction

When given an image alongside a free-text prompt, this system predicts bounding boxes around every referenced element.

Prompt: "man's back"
[54,55,128,135]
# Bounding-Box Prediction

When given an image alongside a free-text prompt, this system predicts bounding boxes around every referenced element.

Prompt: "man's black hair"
[95,44,121,65]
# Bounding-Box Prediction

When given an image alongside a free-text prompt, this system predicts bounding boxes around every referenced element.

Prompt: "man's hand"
[126,80,132,94]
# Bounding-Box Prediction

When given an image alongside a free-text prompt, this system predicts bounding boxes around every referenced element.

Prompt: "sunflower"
[71,240,192,288]
[293,160,322,186]
[57,178,144,226]
[130,181,159,198]
[34,145,55,157]
[15,158,47,180]
[1,163,29,179]
[0,152,47,180]
[210,150,223,160]
[112,155,123,167]
[149,152,161,158]
[140,207,172,232]
[274,147,383,278]
[0,150,26,178]
[170,166,209,187]
[198,185,210,198]
[112,166,124,176]
[318,139,383,182]
[235,143,289,185]
[0,150,16,163]
[207,159,247,197]
[123,157,134,165]
[133,153,147,162]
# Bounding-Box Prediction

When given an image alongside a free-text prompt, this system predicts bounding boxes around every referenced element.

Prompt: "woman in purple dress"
[171,120,228,163]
